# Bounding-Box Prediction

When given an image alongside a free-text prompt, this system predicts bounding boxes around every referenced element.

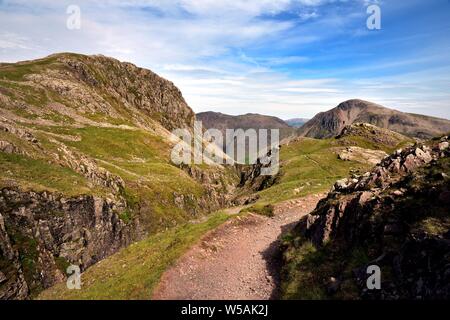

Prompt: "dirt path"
[152,193,324,300]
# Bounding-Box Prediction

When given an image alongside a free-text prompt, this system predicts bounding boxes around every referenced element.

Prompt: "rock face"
[298,99,450,139]
[28,54,195,132]
[0,188,135,299]
[291,136,450,299]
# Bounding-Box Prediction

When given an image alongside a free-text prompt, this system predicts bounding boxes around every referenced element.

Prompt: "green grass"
[281,240,327,300]
[38,211,236,300]
[0,56,59,81]
[63,126,169,161]
[254,138,370,205]
[0,152,105,196]
[241,203,274,217]
[83,112,134,126]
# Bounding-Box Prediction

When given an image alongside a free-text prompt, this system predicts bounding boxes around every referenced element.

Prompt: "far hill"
[285,118,309,128]
[298,99,450,139]
[197,111,297,141]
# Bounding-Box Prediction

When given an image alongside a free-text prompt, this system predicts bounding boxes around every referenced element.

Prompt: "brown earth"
[152,193,324,300]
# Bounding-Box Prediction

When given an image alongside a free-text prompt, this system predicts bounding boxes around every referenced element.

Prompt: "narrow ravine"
[152,193,324,300]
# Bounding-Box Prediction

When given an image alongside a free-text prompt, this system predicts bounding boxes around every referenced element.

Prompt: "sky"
[0,0,449,119]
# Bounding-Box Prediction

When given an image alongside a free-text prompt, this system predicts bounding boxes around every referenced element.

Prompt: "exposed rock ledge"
[0,188,137,299]
[337,146,388,165]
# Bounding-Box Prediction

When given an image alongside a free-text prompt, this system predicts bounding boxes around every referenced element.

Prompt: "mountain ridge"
[298,99,450,139]
[196,111,298,145]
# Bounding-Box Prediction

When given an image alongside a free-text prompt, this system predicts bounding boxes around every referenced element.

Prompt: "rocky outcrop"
[52,141,125,194]
[337,122,412,148]
[179,164,238,212]
[308,138,445,245]
[0,187,137,299]
[52,54,195,131]
[0,141,20,155]
[337,146,388,165]
[0,121,39,145]
[289,136,450,299]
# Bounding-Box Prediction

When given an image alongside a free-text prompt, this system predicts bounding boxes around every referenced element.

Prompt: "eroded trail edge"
[152,193,324,300]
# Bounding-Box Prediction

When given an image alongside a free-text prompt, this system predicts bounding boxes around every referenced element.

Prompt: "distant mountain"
[285,118,309,128]
[197,111,297,141]
[298,99,450,139]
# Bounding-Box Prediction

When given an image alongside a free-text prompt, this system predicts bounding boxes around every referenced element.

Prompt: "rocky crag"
[282,136,450,299]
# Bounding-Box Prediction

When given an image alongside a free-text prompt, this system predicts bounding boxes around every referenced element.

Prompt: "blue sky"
[0,0,449,119]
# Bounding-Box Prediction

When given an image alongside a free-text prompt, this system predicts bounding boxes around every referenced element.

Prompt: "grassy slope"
[0,152,104,196]
[38,211,236,300]
[0,54,237,232]
[248,137,394,208]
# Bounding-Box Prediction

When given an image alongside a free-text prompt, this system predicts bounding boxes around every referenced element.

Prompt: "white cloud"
[0,32,31,49]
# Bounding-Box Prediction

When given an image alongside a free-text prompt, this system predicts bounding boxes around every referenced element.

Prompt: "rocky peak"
[1,53,195,132]
[298,99,450,139]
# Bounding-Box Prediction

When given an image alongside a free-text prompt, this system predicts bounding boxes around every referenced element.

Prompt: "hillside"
[0,53,240,299]
[37,122,414,300]
[281,136,450,299]
[298,99,450,139]
[238,122,414,214]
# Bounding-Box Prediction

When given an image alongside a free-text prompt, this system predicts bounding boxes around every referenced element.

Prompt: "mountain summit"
[298,99,450,139]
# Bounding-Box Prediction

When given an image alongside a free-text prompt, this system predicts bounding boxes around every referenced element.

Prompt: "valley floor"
[152,193,324,300]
